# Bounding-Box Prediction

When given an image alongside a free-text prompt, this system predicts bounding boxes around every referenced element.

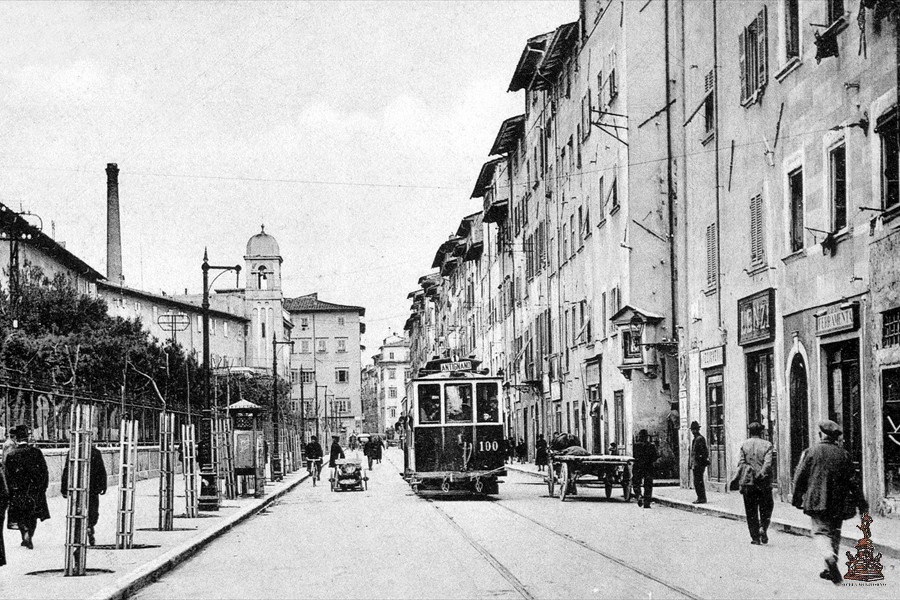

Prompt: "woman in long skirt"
[535,434,548,472]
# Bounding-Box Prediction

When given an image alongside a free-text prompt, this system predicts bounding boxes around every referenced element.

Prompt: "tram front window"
[418,384,441,424]
[445,383,473,423]
[476,383,499,423]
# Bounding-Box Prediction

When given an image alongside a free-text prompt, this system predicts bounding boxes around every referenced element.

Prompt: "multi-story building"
[286,293,366,443]
[360,364,379,433]
[405,1,899,514]
[371,334,411,436]
[675,0,899,512]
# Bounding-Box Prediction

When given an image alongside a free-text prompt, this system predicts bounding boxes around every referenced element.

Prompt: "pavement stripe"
[429,501,535,600]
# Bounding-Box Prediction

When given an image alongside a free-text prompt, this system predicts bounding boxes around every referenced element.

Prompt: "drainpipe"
[664,0,678,355]
[712,0,723,327]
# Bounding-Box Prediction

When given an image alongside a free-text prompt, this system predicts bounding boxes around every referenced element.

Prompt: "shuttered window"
[785,0,800,60]
[706,223,719,289]
[789,167,805,252]
[750,195,766,266]
[739,7,768,105]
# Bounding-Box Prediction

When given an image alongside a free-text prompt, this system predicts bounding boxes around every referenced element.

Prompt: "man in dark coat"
[792,420,868,585]
[734,422,773,545]
[688,421,708,504]
[304,436,324,480]
[61,443,108,546]
[363,437,375,470]
[632,429,658,508]
[328,436,345,468]
[4,425,50,549]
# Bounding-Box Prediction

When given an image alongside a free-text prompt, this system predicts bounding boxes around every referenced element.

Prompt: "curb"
[508,464,900,561]
[91,472,310,600]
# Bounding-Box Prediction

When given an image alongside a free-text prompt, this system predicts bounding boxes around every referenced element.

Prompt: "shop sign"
[815,305,858,336]
[699,345,725,369]
[738,289,775,346]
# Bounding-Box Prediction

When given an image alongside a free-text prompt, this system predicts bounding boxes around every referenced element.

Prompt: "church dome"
[246,225,281,257]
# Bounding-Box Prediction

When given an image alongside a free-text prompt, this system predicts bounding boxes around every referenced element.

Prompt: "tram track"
[490,500,703,600]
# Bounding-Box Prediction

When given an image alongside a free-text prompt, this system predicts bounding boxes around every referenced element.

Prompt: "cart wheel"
[546,469,556,497]
[559,463,569,502]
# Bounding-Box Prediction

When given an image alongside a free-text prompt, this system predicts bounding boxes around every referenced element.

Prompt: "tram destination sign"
[441,360,473,372]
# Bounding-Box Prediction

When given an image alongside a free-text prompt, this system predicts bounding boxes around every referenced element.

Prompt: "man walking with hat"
[4,425,50,549]
[688,421,708,504]
[734,422,774,545]
[792,419,868,585]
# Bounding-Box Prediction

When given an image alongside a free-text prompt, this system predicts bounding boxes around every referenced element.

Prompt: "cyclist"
[304,436,324,481]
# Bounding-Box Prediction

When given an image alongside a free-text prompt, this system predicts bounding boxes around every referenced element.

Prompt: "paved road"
[135,449,898,599]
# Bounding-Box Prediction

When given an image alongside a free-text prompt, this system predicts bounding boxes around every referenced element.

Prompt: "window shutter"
[706,223,719,288]
[739,29,747,103]
[750,195,765,265]
[705,69,715,94]
[756,6,768,88]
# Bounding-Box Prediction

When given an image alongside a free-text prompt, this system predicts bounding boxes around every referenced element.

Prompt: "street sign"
[157,313,191,332]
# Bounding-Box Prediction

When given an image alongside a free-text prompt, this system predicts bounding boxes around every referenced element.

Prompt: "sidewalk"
[2,469,308,600]
[506,461,900,560]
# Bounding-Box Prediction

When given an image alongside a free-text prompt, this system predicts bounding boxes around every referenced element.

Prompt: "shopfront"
[816,302,862,473]
[738,289,778,481]
[700,346,726,482]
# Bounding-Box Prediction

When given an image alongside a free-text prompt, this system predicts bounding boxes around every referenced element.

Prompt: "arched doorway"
[789,354,809,475]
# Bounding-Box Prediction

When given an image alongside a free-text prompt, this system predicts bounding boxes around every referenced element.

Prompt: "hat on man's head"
[689,421,701,431]
[11,424,29,440]
[748,422,765,435]
[819,419,842,439]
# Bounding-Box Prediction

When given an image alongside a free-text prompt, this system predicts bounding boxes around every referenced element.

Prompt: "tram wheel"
[559,464,569,502]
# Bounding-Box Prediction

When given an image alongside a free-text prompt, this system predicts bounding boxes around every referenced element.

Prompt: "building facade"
[286,293,366,443]
[371,334,411,436]
[404,0,900,513]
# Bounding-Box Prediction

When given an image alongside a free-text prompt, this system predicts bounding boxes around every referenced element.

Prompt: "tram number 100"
[478,441,500,452]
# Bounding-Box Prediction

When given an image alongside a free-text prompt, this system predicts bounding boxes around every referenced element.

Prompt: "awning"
[508,31,553,92]
[489,115,525,156]
[533,22,579,91]
[471,157,505,199]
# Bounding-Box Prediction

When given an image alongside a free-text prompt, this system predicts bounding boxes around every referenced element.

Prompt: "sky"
[0,0,575,361]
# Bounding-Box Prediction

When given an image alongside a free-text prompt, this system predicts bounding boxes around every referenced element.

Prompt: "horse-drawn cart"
[546,453,634,502]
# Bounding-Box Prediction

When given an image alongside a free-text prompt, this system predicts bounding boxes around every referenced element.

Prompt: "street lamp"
[272,337,294,481]
[200,249,241,512]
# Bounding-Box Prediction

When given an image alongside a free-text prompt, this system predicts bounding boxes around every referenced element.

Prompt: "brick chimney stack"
[106,163,123,283]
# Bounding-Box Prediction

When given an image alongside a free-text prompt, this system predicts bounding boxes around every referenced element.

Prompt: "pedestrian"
[328,435,345,468]
[303,436,324,480]
[4,425,50,549]
[791,420,868,585]
[373,435,385,464]
[507,437,516,463]
[61,443,108,546]
[363,436,374,470]
[688,421,708,504]
[2,429,15,464]
[349,434,357,452]
[535,434,548,472]
[516,438,526,463]
[731,422,774,545]
[631,429,658,509]
[0,458,7,567]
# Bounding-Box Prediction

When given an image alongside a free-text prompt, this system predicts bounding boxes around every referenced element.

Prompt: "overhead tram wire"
[0,122,841,193]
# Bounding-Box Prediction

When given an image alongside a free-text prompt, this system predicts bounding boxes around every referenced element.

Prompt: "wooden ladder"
[158,412,175,531]
[181,423,198,518]
[116,418,138,549]
[64,403,95,576]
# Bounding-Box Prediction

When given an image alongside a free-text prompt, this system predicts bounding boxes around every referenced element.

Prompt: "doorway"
[747,349,777,480]
[789,354,809,476]
[826,340,861,472]
[706,372,726,482]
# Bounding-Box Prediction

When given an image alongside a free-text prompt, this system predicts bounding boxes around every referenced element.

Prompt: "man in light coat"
[792,420,868,585]
[735,422,773,545]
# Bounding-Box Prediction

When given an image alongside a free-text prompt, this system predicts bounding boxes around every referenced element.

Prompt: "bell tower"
[244,225,284,368]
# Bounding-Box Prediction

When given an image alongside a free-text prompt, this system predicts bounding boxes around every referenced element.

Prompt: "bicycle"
[307,458,323,486]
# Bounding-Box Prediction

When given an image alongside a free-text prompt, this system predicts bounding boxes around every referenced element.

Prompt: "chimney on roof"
[106,163,123,283]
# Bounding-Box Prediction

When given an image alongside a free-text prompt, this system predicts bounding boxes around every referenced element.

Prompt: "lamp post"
[271,337,294,481]
[199,249,241,512]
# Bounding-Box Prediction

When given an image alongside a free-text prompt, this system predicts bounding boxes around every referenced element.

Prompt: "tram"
[402,358,505,495]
